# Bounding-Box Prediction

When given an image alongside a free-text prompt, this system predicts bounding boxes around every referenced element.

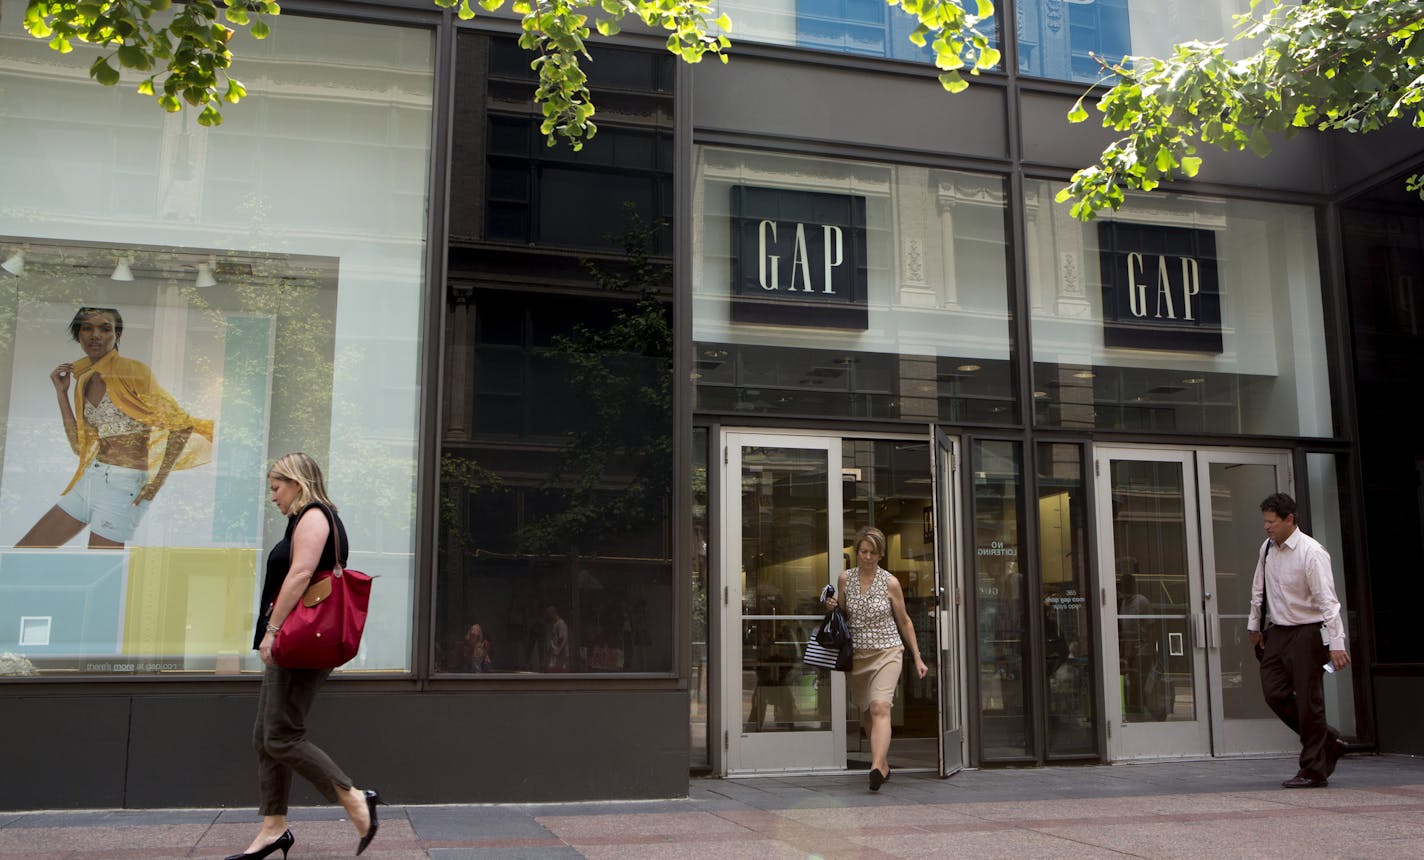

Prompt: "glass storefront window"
[1025,180,1331,436]
[1037,442,1094,756]
[436,37,675,676]
[694,147,1015,424]
[0,4,434,677]
[1340,197,1424,664]
[1018,0,1259,83]
[973,439,1030,758]
[1307,452,1357,737]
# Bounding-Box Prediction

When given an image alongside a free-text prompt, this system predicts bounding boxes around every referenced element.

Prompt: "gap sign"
[1098,222,1223,353]
[730,186,868,329]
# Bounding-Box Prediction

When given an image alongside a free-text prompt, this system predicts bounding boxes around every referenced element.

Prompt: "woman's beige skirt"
[848,646,903,711]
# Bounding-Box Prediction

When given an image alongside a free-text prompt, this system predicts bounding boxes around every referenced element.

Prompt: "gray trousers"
[252,664,353,815]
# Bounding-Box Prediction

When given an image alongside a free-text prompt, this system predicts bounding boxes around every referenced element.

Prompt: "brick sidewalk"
[2,755,1422,858]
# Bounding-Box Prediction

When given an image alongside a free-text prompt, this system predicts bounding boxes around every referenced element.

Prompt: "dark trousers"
[252,664,353,815]
[1259,624,1339,780]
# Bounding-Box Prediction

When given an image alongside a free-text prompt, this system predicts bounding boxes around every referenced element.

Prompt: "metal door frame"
[1096,444,1296,762]
[721,431,845,774]
[1194,447,1297,756]
[932,427,967,776]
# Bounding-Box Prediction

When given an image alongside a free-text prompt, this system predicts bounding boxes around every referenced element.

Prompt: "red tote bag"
[272,505,373,669]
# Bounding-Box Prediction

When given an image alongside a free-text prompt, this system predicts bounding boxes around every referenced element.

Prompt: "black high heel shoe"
[356,789,384,856]
[224,828,294,860]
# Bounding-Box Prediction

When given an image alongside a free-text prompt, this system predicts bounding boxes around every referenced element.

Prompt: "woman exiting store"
[826,526,929,791]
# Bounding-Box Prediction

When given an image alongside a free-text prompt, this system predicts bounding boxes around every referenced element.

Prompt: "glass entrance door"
[933,429,965,775]
[1196,450,1300,756]
[722,433,845,773]
[1096,446,1294,760]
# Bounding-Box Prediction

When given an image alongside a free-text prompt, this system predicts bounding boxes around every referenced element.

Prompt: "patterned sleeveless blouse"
[844,567,903,652]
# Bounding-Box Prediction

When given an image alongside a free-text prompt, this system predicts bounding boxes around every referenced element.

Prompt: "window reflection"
[715,0,999,65]
[437,282,674,674]
[691,428,710,766]
[1025,181,1331,437]
[1109,460,1195,723]
[974,439,1030,758]
[437,34,675,676]
[1018,0,1257,83]
[1038,443,1095,756]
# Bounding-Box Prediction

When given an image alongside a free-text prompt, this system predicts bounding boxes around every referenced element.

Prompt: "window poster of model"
[0,238,341,676]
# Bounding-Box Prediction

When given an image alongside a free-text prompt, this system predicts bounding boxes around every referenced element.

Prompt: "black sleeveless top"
[252,501,350,649]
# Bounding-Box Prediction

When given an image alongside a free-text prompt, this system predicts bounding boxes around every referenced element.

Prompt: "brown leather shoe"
[1282,775,1328,789]
[1325,738,1347,776]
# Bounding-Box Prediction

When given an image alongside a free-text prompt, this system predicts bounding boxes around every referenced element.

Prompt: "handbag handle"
[312,502,345,579]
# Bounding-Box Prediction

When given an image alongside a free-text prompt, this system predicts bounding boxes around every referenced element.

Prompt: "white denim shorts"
[57,461,151,542]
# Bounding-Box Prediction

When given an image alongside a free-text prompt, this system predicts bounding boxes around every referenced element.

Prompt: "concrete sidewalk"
[3,754,1423,859]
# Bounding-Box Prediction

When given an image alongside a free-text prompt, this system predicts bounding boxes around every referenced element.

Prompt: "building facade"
[2,0,1422,808]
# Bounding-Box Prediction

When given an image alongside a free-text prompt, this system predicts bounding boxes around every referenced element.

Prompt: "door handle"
[1192,612,1206,651]
[1209,613,1220,651]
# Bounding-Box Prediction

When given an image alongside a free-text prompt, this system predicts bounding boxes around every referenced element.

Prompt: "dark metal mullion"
[417,9,459,686]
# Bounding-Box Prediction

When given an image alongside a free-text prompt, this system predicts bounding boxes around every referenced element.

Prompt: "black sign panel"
[730,186,868,329]
[1098,222,1223,353]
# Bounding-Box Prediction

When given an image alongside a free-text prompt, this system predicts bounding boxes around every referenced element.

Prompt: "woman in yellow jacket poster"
[16,306,213,549]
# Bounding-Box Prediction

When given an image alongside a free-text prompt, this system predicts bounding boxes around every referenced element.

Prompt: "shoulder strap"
[307,502,345,577]
[1260,540,1271,626]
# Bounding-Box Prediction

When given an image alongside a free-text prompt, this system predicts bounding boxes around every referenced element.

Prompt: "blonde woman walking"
[825,526,928,791]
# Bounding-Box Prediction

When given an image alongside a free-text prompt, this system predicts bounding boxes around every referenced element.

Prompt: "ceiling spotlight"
[110,254,134,282]
[1,248,25,277]
[956,363,982,372]
[1071,370,1096,380]
[195,256,217,288]
[1181,376,1206,384]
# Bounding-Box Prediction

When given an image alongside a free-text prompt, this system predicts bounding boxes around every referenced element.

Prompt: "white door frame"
[1096,446,1211,760]
[721,431,845,774]
[1097,444,1297,762]
[1194,448,1298,757]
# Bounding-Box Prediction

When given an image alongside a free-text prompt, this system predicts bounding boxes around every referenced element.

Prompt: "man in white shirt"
[1247,493,1350,788]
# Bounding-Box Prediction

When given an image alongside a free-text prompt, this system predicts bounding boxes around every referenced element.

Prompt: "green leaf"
[116,44,152,70]
[1067,99,1090,123]
[91,57,121,86]
[198,104,224,126]
[1180,156,1202,177]
[596,18,620,36]
[251,19,270,38]
[938,70,968,94]
[1246,127,1272,157]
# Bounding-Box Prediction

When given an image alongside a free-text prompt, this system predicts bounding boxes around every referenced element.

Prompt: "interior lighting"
[110,254,134,282]
[195,256,217,288]
[1,248,25,276]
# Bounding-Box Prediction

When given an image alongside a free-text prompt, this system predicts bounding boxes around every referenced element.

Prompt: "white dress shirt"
[1247,528,1347,651]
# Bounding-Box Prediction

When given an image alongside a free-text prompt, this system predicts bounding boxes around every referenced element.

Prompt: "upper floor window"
[716,0,998,66]
[1018,0,1260,83]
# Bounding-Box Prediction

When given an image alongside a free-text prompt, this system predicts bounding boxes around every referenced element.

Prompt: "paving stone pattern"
[2,755,1422,858]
